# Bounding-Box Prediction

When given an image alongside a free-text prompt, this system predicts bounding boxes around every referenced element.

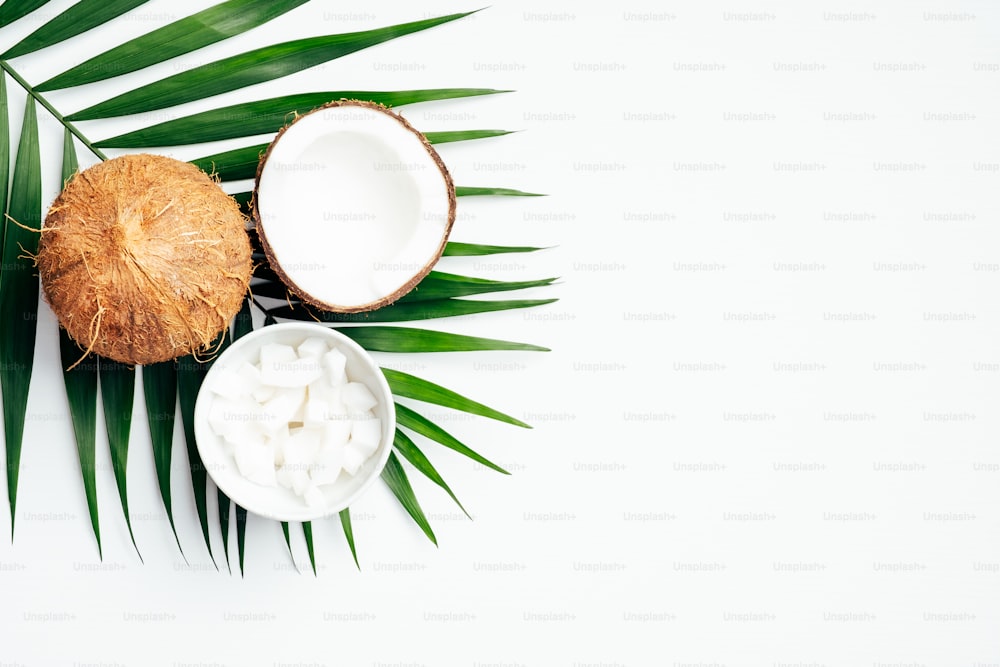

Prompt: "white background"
[1,0,999,665]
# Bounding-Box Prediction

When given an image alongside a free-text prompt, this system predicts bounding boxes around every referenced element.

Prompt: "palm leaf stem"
[0,59,107,160]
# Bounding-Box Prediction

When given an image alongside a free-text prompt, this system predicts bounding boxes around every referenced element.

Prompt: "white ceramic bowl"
[194,322,395,521]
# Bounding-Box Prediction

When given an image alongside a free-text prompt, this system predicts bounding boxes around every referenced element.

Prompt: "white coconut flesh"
[255,102,455,311]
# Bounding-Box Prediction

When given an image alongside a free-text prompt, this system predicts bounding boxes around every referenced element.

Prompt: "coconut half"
[253,100,456,312]
[38,154,252,366]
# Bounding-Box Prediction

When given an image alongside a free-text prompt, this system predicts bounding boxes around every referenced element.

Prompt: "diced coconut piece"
[322,418,352,449]
[260,344,322,387]
[322,347,348,386]
[236,361,263,395]
[261,386,306,432]
[276,466,310,496]
[268,424,290,466]
[209,366,247,400]
[282,427,322,467]
[303,398,331,425]
[310,443,345,485]
[303,483,326,508]
[342,443,369,476]
[251,383,277,403]
[350,416,381,457]
[341,382,377,411]
[297,336,329,359]
[209,396,261,438]
[234,442,277,487]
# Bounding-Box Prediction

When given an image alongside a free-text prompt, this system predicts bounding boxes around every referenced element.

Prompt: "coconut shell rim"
[251,99,457,314]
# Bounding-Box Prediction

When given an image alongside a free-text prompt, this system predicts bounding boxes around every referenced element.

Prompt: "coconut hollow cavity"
[38,154,252,366]
[252,100,456,313]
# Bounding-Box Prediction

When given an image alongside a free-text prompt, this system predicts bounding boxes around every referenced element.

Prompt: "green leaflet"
[3,0,152,59]
[236,504,248,577]
[399,272,558,302]
[38,0,311,91]
[60,334,100,557]
[456,186,544,197]
[176,353,214,565]
[70,12,478,120]
[269,298,557,324]
[382,368,529,428]
[380,452,436,546]
[302,522,316,575]
[393,430,469,518]
[442,242,546,257]
[57,129,101,556]
[339,508,359,570]
[218,490,232,574]
[337,326,549,353]
[143,362,184,557]
[423,129,514,145]
[97,88,506,147]
[0,74,7,239]
[0,0,52,28]
[395,403,508,475]
[280,522,295,570]
[192,128,513,182]
[1,95,40,537]
[100,360,141,560]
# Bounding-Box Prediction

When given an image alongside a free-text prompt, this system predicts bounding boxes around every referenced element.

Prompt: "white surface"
[256,103,452,309]
[1,1,999,665]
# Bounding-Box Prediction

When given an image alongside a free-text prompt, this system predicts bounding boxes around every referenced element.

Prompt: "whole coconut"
[38,154,252,366]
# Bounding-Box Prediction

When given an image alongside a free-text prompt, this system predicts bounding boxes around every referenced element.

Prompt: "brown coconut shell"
[38,154,252,366]
[252,99,457,313]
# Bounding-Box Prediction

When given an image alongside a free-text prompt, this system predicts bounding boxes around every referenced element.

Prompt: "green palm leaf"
[143,361,184,557]
[57,129,101,556]
[0,74,7,237]
[69,12,478,120]
[338,326,548,353]
[280,521,295,569]
[456,186,544,197]
[100,360,141,560]
[1,95,41,537]
[218,490,232,574]
[400,272,558,302]
[60,333,101,557]
[177,353,215,566]
[424,129,514,145]
[442,242,546,257]
[269,298,557,323]
[393,429,469,518]
[193,129,512,182]
[236,503,248,576]
[395,403,508,475]
[0,0,53,28]
[382,368,529,428]
[96,88,506,147]
[339,508,359,570]
[380,452,436,546]
[3,0,151,59]
[302,522,316,575]
[38,0,311,91]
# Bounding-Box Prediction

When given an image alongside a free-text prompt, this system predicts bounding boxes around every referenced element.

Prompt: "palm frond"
[99,360,142,560]
[0,95,41,537]
[97,89,508,147]
[338,326,549,353]
[0,0,52,29]
[393,430,469,518]
[339,508,359,570]
[3,0,150,59]
[268,297,557,323]
[380,452,436,546]
[143,362,185,558]
[382,368,530,428]
[69,12,479,120]
[456,186,544,197]
[442,243,547,257]
[395,403,508,474]
[38,0,311,91]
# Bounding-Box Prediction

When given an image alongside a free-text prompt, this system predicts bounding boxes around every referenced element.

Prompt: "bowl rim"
[193,321,396,521]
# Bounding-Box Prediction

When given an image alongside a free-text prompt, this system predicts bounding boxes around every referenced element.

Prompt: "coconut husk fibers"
[37,154,252,366]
